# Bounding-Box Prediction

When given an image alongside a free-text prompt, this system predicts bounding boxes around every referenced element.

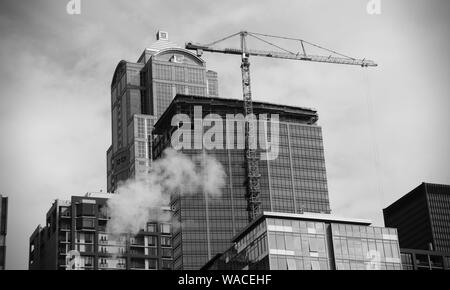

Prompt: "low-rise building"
[202,212,402,270]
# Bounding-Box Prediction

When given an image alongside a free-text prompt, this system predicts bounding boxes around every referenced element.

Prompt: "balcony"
[129,248,146,256]
[130,238,145,247]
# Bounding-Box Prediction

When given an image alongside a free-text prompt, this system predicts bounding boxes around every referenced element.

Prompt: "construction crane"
[186,31,377,222]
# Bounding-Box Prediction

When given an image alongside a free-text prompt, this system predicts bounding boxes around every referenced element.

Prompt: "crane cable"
[363,68,385,213]
[248,31,357,60]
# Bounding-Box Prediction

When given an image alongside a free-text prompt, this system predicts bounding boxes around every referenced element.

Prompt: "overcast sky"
[0,0,449,269]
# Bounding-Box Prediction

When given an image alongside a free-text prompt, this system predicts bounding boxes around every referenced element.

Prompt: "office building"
[400,248,450,270]
[29,193,173,270]
[0,195,7,270]
[202,212,402,270]
[383,182,450,252]
[152,94,331,269]
[106,31,219,192]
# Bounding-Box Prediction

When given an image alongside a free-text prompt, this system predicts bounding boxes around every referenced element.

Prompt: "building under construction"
[152,94,331,270]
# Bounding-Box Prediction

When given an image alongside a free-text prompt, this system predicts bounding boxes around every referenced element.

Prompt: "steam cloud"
[106,149,226,236]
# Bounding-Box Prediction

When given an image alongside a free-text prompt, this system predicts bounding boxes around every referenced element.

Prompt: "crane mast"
[239,32,262,221]
[186,31,377,222]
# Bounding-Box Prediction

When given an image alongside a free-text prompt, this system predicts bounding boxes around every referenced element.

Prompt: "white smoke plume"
[106,148,226,236]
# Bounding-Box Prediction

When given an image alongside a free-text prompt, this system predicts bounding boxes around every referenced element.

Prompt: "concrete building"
[0,195,7,270]
[202,212,402,270]
[29,193,173,270]
[383,182,450,252]
[106,31,219,192]
[152,94,331,269]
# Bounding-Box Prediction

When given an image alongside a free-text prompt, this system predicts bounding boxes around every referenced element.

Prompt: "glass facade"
[152,95,331,269]
[203,214,403,270]
[331,223,401,270]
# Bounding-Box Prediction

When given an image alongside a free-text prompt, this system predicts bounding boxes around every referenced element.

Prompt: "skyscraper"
[107,31,219,192]
[152,94,331,269]
[29,193,173,270]
[383,182,450,252]
[0,195,7,270]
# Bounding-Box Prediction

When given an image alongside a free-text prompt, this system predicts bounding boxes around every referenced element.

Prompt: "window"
[147,236,157,247]
[277,257,287,270]
[117,258,126,268]
[146,223,157,233]
[154,64,172,80]
[175,84,185,95]
[162,259,172,269]
[148,259,158,270]
[268,233,276,249]
[311,260,320,270]
[275,233,286,250]
[174,67,185,82]
[84,233,94,244]
[136,141,146,158]
[60,206,70,217]
[77,203,95,217]
[81,218,95,229]
[287,258,296,270]
[187,68,204,84]
[83,256,94,267]
[162,248,172,258]
[161,223,171,234]
[285,235,301,251]
[383,242,392,258]
[161,236,171,247]
[137,118,145,138]
[188,86,206,96]
[159,31,168,40]
[309,237,325,253]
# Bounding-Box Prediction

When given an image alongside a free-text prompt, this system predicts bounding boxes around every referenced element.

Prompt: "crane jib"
[185,32,377,222]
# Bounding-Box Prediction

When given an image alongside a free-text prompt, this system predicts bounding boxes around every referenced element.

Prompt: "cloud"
[106,149,226,235]
[0,0,449,269]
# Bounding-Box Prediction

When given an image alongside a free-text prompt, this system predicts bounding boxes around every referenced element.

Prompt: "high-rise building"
[202,212,402,270]
[106,31,219,192]
[28,193,173,270]
[400,248,450,270]
[383,182,450,252]
[152,94,331,269]
[0,195,7,270]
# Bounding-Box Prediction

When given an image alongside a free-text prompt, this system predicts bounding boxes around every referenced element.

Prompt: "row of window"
[153,64,206,85]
